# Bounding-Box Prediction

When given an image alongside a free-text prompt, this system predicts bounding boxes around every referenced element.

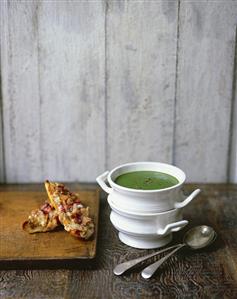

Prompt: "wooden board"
[0,183,237,298]
[0,189,99,268]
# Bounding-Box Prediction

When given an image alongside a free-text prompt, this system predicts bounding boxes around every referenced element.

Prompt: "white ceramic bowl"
[118,232,173,249]
[97,162,200,213]
[108,197,188,249]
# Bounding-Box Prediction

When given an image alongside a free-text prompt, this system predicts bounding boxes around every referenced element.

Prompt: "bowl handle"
[96,171,113,194]
[157,220,188,236]
[174,189,201,209]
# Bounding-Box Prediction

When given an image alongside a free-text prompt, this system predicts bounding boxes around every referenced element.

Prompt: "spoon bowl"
[183,225,217,250]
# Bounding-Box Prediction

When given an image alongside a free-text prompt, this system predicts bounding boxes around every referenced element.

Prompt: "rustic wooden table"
[0,183,237,298]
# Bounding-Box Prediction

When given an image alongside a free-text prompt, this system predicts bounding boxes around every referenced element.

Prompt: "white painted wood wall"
[0,0,237,183]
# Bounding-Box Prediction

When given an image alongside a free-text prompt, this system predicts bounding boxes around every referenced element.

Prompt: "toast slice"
[23,201,60,233]
[44,180,94,239]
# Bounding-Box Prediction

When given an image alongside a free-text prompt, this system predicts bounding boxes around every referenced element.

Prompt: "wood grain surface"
[175,0,237,182]
[1,1,237,183]
[0,1,106,183]
[106,0,178,168]
[0,1,43,183]
[0,87,4,183]
[0,183,237,299]
[36,1,106,182]
[229,26,237,183]
[0,189,99,265]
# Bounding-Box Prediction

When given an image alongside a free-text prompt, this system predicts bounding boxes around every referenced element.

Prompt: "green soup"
[114,171,179,190]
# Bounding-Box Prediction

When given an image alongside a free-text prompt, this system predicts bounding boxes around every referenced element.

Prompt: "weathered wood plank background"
[176,0,237,182]
[0,0,237,183]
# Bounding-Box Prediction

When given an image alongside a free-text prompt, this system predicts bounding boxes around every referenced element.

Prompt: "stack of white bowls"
[97,162,200,249]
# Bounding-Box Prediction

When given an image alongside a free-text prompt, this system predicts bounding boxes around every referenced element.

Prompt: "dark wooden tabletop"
[0,183,237,299]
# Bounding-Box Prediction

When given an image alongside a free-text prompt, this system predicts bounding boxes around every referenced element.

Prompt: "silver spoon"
[141,225,217,279]
[113,244,180,276]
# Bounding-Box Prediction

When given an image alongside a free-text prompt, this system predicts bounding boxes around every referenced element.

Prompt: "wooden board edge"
[0,187,101,267]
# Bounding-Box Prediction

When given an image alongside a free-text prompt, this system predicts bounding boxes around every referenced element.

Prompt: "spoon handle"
[141,244,186,279]
[113,244,182,276]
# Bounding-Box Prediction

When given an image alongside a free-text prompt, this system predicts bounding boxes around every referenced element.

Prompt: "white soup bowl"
[97,162,200,213]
